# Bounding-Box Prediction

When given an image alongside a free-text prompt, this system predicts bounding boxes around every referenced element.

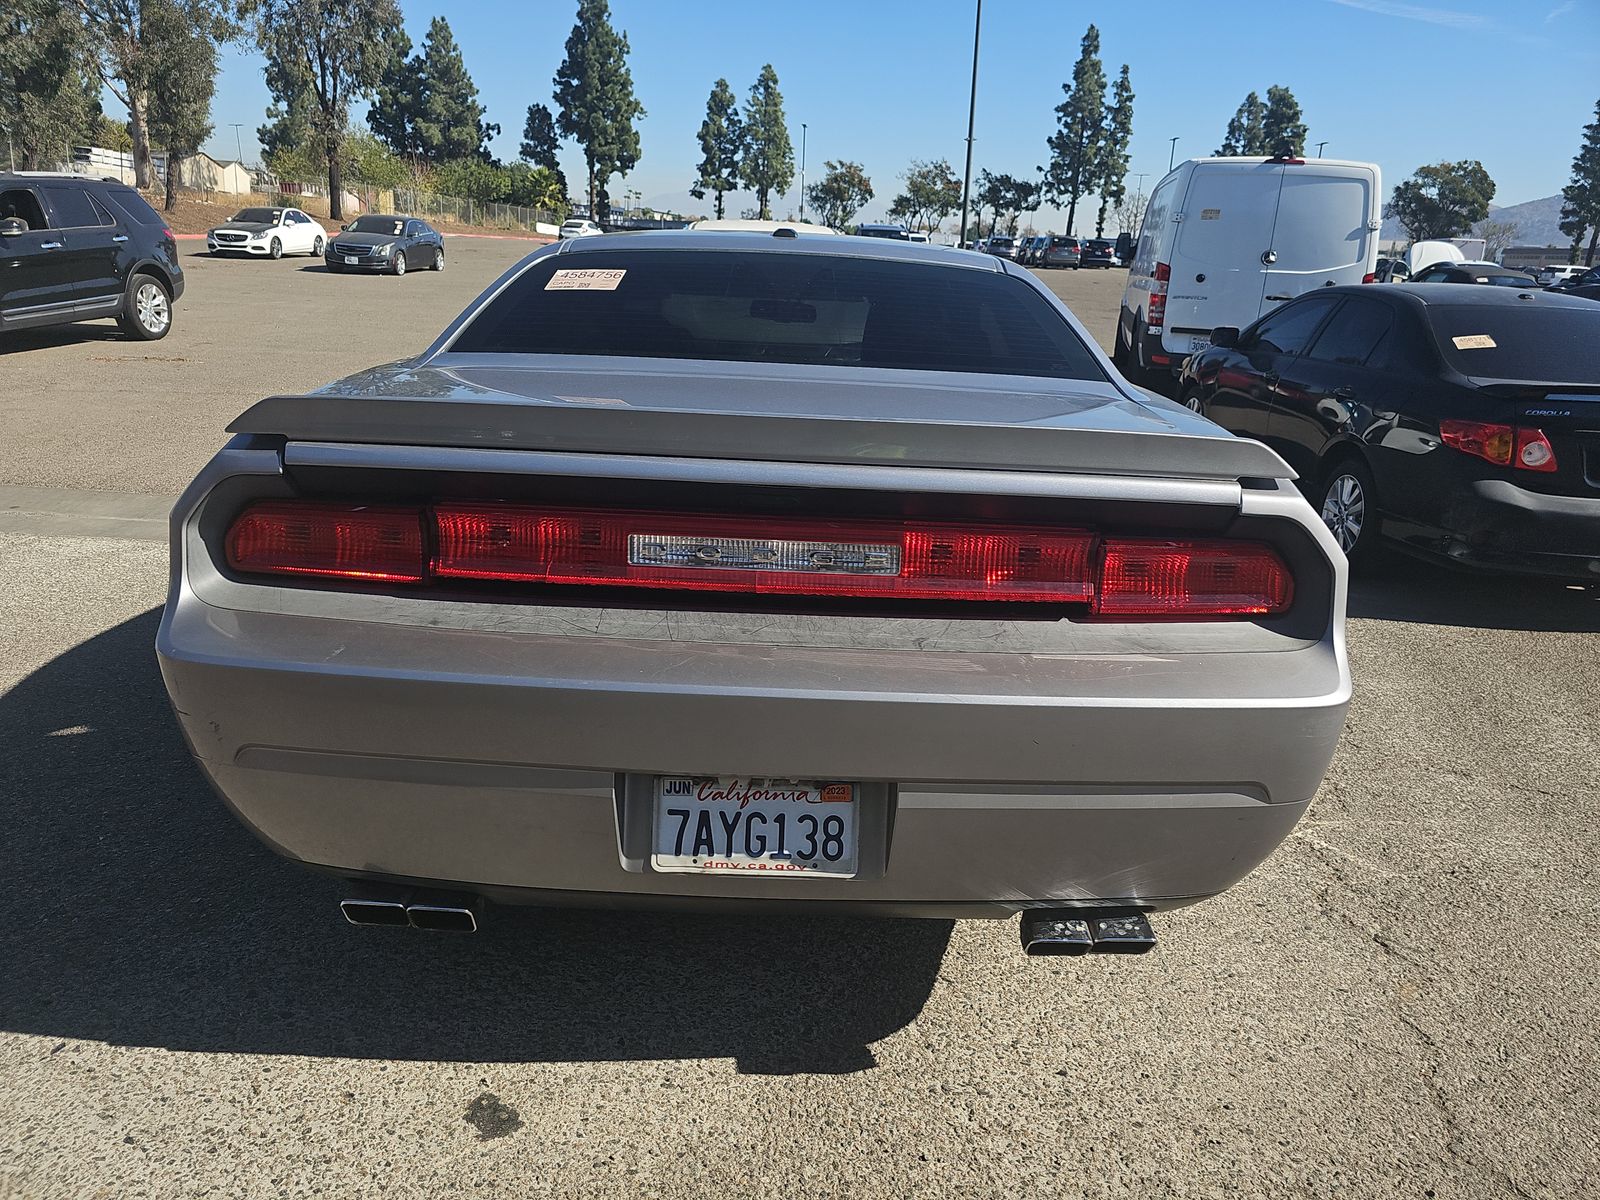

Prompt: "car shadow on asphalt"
[0,324,124,355]
[1347,550,1600,632]
[0,610,950,1076]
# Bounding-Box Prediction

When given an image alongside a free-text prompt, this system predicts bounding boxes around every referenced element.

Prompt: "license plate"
[343,255,359,265]
[652,777,859,877]
[1188,335,1211,353]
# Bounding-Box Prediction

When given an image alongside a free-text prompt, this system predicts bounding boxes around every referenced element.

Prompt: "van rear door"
[1260,164,1379,309]
[1166,161,1285,357]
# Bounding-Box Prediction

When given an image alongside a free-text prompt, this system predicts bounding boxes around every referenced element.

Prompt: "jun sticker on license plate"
[652,777,859,877]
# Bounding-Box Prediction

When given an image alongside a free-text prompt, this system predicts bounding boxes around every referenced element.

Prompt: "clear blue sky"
[192,0,1600,229]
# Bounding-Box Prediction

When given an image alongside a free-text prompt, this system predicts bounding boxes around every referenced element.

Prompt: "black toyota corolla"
[326,214,445,276]
[1178,284,1600,581]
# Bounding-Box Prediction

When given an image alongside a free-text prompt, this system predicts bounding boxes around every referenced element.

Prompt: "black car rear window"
[1428,304,1600,383]
[102,187,165,227]
[449,249,1108,381]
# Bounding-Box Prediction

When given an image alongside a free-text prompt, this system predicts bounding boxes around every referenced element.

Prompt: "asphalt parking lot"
[1,239,1597,1199]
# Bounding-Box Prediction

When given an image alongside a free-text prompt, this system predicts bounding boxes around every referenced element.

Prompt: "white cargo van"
[1113,156,1382,381]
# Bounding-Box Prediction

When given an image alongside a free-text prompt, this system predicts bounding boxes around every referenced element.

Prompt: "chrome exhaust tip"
[405,892,481,933]
[340,898,411,927]
[1020,909,1157,956]
[1019,912,1095,956]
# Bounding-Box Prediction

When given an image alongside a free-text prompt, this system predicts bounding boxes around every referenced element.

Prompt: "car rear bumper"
[158,594,1347,916]
[1436,478,1600,580]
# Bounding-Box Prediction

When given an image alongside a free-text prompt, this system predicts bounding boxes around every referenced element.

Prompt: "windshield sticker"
[1200,208,1221,220]
[546,268,626,291]
[1452,334,1497,350]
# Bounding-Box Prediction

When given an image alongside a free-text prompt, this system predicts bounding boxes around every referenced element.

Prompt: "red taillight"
[226,502,427,581]
[224,502,1296,619]
[1148,261,1170,328]
[433,505,1096,602]
[1361,272,1376,284]
[1514,427,1558,472]
[1439,420,1558,472]
[1095,539,1293,616]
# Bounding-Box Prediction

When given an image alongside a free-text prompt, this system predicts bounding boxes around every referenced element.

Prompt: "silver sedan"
[157,232,1350,956]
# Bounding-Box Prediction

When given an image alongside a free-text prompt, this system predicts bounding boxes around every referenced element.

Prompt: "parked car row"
[207,206,446,277]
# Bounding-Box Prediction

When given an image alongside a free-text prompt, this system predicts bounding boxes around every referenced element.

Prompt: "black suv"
[0,172,184,341]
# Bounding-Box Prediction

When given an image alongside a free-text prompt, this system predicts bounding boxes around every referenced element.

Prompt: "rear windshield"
[1428,304,1600,383]
[449,248,1107,381]
[102,187,165,227]
[988,237,1014,248]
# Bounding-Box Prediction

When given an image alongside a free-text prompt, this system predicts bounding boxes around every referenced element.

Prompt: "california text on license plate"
[652,777,859,877]
[344,255,359,264]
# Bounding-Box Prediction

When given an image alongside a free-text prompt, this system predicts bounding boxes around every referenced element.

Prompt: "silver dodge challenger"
[157,231,1351,955]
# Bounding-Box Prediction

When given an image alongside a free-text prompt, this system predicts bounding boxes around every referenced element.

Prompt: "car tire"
[1180,388,1205,414]
[1318,458,1379,560]
[392,250,407,277]
[269,237,282,259]
[118,273,172,341]
[431,246,444,271]
[312,235,324,256]
[1114,316,1149,386]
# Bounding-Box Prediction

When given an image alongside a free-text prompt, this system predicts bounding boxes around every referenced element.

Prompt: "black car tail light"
[1439,419,1559,472]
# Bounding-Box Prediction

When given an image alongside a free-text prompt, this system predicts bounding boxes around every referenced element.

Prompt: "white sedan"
[206,206,328,258]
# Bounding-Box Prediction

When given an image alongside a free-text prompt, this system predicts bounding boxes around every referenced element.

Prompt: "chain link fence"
[386,187,560,233]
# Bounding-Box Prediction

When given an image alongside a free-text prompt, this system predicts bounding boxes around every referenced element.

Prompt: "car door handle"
[112,234,129,243]
[40,241,63,250]
[1263,372,1280,387]
[1265,294,1292,301]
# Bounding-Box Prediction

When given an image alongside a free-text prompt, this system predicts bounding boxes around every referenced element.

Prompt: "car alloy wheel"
[269,237,282,259]
[432,247,444,271]
[393,250,407,276]
[1320,471,1366,554]
[135,281,170,335]
[313,236,324,255]
[1183,391,1204,413]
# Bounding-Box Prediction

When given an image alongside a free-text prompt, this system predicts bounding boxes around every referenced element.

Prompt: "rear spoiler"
[229,393,1296,483]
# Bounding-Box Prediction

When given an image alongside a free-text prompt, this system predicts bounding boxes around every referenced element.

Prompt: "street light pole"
[800,122,807,220]
[958,0,982,248]
[230,123,243,165]
[1315,141,1328,158]
[1168,137,1179,171]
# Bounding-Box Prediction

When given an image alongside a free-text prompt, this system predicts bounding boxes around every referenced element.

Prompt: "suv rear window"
[102,187,166,227]
[1428,304,1600,383]
[449,249,1107,381]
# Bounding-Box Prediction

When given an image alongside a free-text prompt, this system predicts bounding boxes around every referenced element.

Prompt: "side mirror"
[339,223,349,231]
[1210,326,1241,349]
[0,218,25,237]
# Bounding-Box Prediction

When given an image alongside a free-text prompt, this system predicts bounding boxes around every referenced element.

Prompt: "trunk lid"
[229,357,1293,482]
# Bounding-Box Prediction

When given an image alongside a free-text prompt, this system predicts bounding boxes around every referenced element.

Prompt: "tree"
[1559,98,1600,266]
[553,0,644,213]
[689,78,741,220]
[74,0,235,188]
[0,0,99,171]
[977,170,1039,235]
[739,64,792,219]
[517,101,567,205]
[1217,91,1265,155]
[1385,160,1496,241]
[366,25,418,156]
[1473,219,1518,262]
[805,159,871,229]
[1112,186,1146,237]
[144,0,217,210]
[887,158,961,233]
[1261,85,1307,158]
[1044,24,1106,236]
[258,46,315,165]
[257,0,400,220]
[344,128,407,189]
[368,19,495,164]
[1094,64,1134,237]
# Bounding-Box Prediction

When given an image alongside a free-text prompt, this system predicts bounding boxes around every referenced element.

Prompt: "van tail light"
[224,502,1296,620]
[1361,272,1376,284]
[1095,539,1292,616]
[1439,420,1558,472]
[1148,261,1170,329]
[226,502,427,582]
[433,505,1096,603]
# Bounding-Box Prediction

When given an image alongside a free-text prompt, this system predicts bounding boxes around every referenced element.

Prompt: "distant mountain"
[1380,193,1568,247]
